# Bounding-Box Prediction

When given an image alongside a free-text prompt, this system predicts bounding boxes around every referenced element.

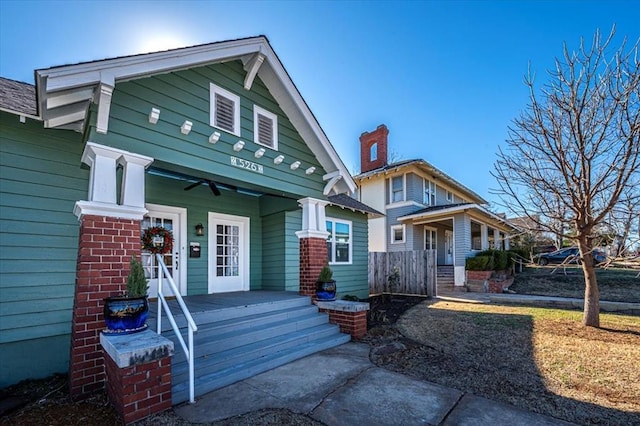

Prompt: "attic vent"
[210,82,240,136]
[215,94,235,132]
[253,105,278,150]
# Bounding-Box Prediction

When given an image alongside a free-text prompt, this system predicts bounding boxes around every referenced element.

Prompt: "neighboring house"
[354,125,517,289]
[0,36,380,389]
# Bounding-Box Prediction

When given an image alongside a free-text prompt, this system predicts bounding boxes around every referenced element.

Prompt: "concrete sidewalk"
[438,292,640,314]
[174,342,573,425]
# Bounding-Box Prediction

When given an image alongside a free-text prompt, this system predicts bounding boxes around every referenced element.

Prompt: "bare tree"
[492,28,640,327]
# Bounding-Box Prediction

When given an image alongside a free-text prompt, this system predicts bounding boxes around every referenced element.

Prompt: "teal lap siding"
[0,112,86,387]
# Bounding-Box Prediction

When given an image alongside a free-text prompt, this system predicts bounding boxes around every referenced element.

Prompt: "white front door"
[445,230,454,265]
[208,212,250,293]
[141,205,187,298]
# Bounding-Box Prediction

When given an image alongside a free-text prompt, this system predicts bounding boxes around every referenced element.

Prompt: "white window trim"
[389,174,405,204]
[446,190,453,202]
[390,224,406,244]
[423,178,435,206]
[424,226,437,250]
[326,217,352,265]
[210,82,241,136]
[253,105,278,150]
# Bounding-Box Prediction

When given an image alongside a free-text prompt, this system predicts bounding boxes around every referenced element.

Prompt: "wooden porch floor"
[148,291,307,317]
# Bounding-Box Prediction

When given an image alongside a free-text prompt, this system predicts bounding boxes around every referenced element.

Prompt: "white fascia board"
[398,203,517,232]
[256,50,356,194]
[37,37,269,92]
[0,107,41,120]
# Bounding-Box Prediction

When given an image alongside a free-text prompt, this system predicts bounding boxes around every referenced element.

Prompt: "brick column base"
[299,237,327,297]
[70,215,141,400]
[102,330,174,424]
[316,300,370,339]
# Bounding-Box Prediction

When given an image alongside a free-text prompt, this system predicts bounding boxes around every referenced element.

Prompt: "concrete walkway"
[174,342,574,425]
[437,292,640,314]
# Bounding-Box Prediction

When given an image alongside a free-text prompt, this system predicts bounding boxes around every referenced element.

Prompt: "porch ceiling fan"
[183,179,222,196]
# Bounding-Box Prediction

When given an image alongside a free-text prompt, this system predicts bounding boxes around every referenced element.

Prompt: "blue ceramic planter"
[103,296,149,335]
[316,280,337,301]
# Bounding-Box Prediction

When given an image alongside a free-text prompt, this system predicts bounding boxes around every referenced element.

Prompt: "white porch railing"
[155,254,198,404]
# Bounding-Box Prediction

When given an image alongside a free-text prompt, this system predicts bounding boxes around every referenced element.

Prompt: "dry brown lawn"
[392,300,640,425]
[510,266,640,303]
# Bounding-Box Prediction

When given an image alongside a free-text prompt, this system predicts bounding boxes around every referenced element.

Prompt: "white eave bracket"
[242,52,266,90]
[95,73,115,134]
[322,171,343,196]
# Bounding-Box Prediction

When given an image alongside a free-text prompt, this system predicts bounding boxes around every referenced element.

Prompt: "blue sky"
[1,0,638,207]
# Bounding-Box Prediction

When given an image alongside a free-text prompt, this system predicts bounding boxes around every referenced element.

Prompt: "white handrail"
[155,253,198,404]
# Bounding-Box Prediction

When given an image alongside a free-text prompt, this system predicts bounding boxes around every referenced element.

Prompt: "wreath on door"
[142,226,174,254]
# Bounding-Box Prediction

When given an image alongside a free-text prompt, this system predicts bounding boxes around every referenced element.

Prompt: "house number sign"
[230,156,264,174]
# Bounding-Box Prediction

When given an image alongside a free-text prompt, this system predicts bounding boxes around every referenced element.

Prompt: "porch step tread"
[170,312,330,362]
[172,333,351,404]
[149,295,312,332]
[171,323,341,382]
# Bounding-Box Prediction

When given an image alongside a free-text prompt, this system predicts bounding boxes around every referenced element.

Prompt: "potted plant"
[316,263,336,301]
[103,256,150,335]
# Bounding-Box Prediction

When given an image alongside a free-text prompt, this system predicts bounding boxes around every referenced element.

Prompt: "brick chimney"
[360,124,388,173]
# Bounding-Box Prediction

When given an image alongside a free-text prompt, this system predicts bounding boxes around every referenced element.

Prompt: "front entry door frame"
[208,212,250,293]
[445,230,454,265]
[144,203,188,296]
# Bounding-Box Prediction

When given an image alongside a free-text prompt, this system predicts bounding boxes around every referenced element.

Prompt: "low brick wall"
[101,330,173,424]
[316,300,370,339]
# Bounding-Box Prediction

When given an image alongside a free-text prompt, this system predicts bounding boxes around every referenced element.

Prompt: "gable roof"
[354,158,487,204]
[31,36,355,194]
[0,77,37,117]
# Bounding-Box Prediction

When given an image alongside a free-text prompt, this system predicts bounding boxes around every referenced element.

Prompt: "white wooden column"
[74,142,153,220]
[481,224,489,250]
[295,197,330,240]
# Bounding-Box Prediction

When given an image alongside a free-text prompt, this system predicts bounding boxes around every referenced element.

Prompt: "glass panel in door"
[141,213,180,298]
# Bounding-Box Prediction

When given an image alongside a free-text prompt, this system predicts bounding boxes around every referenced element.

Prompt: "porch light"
[254,148,265,158]
[274,155,285,165]
[233,141,245,152]
[305,166,316,175]
[290,161,301,170]
[195,223,204,236]
[181,120,192,135]
[209,131,220,144]
[149,108,160,124]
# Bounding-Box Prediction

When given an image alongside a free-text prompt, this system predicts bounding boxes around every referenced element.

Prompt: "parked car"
[537,247,606,266]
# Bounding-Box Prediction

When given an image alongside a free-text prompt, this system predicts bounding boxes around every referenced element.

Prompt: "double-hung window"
[326,218,351,264]
[446,190,453,202]
[390,176,404,203]
[210,82,240,136]
[424,179,436,206]
[253,105,278,150]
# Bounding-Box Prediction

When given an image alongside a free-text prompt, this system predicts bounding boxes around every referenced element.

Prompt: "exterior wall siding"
[385,205,420,252]
[87,60,327,200]
[405,173,422,204]
[0,112,87,387]
[325,206,369,300]
[261,209,301,292]
[145,173,263,295]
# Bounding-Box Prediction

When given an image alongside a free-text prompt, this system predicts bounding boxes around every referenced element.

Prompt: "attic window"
[210,83,240,136]
[253,105,278,150]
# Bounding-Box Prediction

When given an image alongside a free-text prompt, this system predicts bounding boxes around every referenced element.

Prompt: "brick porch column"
[295,197,330,298]
[69,142,153,400]
[69,215,141,400]
[299,237,328,297]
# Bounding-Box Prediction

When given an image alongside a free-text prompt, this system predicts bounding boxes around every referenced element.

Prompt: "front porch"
[147,291,351,405]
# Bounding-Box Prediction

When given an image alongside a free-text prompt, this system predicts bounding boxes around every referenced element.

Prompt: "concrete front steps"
[150,295,350,405]
[436,265,456,294]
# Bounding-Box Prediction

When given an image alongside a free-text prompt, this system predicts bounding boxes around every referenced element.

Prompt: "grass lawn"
[509,266,640,303]
[395,301,640,425]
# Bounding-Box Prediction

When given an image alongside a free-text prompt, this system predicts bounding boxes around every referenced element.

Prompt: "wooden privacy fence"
[369,250,437,297]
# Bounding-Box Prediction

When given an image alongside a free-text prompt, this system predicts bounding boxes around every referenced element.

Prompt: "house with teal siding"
[355,125,517,291]
[0,36,380,398]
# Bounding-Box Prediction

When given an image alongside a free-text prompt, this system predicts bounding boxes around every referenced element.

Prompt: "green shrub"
[466,256,491,270]
[126,256,148,297]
